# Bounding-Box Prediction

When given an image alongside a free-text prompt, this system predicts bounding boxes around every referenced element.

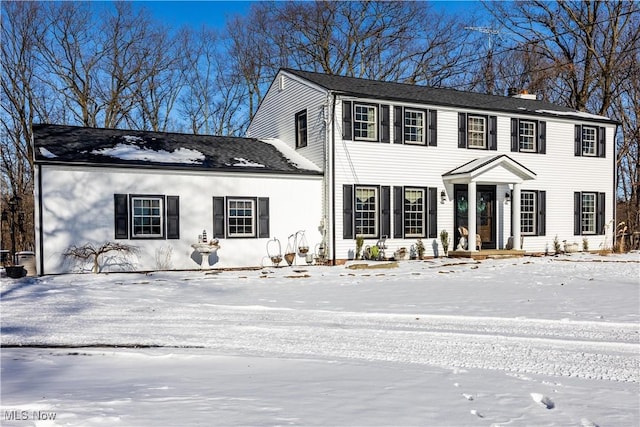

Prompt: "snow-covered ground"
[1,252,639,426]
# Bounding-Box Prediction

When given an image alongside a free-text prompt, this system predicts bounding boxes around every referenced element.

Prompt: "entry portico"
[442,155,537,252]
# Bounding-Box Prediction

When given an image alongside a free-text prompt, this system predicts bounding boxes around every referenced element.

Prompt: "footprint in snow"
[462,393,474,401]
[580,418,599,427]
[531,393,555,409]
[470,409,483,418]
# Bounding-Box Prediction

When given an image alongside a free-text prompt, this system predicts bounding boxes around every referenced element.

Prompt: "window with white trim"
[131,197,163,237]
[404,109,425,144]
[519,120,536,152]
[355,186,378,237]
[404,188,425,237]
[354,104,377,141]
[227,199,256,237]
[467,115,486,148]
[520,191,536,235]
[581,126,597,156]
[581,193,596,234]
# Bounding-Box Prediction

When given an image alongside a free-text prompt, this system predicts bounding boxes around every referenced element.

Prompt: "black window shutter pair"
[574,125,606,157]
[213,197,269,238]
[573,192,606,235]
[114,194,179,239]
[458,113,497,150]
[342,100,390,143]
[342,185,390,239]
[510,118,546,154]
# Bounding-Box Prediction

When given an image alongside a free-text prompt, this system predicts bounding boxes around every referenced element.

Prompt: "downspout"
[331,92,337,265]
[613,123,618,246]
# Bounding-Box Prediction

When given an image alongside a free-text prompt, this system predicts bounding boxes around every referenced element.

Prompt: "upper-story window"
[458,113,497,150]
[581,126,597,156]
[519,121,536,152]
[404,109,425,144]
[511,118,546,154]
[468,116,486,148]
[295,110,308,148]
[354,104,377,141]
[575,124,606,158]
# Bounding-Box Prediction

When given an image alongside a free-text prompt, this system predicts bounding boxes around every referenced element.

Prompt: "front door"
[454,184,496,249]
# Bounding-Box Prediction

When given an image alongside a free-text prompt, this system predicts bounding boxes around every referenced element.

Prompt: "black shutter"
[574,125,582,156]
[343,185,354,239]
[393,106,403,144]
[393,186,403,238]
[213,197,225,238]
[342,100,352,140]
[511,118,519,152]
[537,191,546,236]
[166,196,180,239]
[258,197,270,238]
[458,112,467,148]
[380,105,390,143]
[596,192,606,235]
[538,121,546,154]
[574,192,582,235]
[597,127,606,158]
[381,186,390,238]
[488,115,498,150]
[428,109,437,146]
[428,187,437,238]
[114,194,129,239]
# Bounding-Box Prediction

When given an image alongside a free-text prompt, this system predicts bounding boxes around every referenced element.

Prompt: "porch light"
[440,190,446,204]
[505,192,511,203]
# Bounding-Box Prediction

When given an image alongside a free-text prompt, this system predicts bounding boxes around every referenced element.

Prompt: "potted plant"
[415,238,425,260]
[355,235,364,260]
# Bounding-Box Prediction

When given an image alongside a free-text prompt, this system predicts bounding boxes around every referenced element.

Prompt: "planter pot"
[5,265,26,279]
[284,253,296,266]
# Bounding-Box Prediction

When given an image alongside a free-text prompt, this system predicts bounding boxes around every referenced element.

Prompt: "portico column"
[512,183,521,250]
[468,181,477,251]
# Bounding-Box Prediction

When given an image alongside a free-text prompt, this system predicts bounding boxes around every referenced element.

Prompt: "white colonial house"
[248,69,617,261]
[33,69,617,274]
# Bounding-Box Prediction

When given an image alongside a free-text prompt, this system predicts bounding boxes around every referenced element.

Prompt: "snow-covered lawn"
[1,252,639,426]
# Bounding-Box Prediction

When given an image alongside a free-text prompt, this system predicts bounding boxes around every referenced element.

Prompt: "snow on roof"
[39,147,58,159]
[230,157,265,168]
[91,143,205,164]
[261,138,322,172]
[535,109,611,121]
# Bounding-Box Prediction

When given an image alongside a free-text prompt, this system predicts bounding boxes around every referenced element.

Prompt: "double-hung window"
[404,188,425,237]
[132,197,163,237]
[353,104,377,141]
[467,116,486,148]
[355,186,378,237]
[227,199,255,237]
[574,191,605,235]
[519,121,536,152]
[404,109,425,144]
[581,193,597,234]
[295,110,308,148]
[581,126,597,156]
[520,191,536,235]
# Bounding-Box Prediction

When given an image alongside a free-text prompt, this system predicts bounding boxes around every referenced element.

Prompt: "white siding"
[248,71,328,170]
[36,165,323,274]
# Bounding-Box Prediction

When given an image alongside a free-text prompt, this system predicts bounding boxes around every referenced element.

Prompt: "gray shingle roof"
[32,124,321,175]
[283,69,613,123]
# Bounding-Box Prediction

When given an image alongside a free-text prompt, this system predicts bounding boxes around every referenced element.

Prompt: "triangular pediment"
[442,154,536,184]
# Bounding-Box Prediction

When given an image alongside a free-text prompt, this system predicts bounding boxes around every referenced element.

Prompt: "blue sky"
[136,1,487,29]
